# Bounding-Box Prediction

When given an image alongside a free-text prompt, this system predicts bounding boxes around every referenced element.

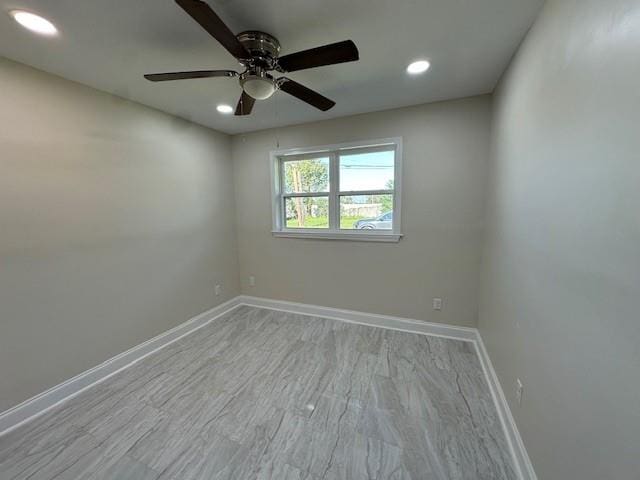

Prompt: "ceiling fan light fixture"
[240,73,276,100]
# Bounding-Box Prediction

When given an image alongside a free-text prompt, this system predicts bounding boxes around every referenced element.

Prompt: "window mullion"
[337,189,394,197]
[329,152,339,230]
[283,192,330,198]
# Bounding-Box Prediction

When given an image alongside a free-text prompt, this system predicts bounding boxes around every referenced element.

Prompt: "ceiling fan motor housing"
[237,31,281,66]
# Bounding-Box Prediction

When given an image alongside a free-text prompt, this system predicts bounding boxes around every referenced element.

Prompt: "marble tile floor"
[0,306,517,479]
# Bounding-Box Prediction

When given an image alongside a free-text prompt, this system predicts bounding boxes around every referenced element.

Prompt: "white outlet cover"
[432,298,443,310]
[215,285,221,296]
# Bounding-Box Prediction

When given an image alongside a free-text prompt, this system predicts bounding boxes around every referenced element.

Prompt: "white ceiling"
[0,0,542,134]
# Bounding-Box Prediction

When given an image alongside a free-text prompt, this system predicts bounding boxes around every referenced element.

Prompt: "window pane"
[285,197,329,229]
[283,157,330,193]
[340,195,393,230]
[339,150,394,192]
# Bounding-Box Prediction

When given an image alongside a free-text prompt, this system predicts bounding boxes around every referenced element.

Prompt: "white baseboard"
[0,294,535,480]
[0,297,242,436]
[474,332,537,480]
[238,295,478,342]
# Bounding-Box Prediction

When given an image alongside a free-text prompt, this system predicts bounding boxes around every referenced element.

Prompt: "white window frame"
[270,137,403,242]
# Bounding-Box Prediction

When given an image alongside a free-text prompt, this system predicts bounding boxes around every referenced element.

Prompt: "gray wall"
[0,58,240,412]
[233,96,491,327]
[479,0,640,478]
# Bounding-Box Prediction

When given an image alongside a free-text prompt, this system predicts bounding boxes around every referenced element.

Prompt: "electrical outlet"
[249,275,256,287]
[432,298,443,311]
[516,378,524,406]
[214,284,221,296]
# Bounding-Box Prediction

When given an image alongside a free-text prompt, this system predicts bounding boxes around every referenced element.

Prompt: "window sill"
[272,230,402,243]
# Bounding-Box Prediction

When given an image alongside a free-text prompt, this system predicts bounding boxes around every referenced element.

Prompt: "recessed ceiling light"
[407,60,431,75]
[10,10,57,36]
[216,104,233,114]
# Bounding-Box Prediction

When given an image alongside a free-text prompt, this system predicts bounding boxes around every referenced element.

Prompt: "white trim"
[269,137,403,241]
[269,152,282,231]
[272,230,402,242]
[0,294,536,480]
[238,295,476,342]
[474,331,538,480]
[0,297,242,437]
[269,138,402,158]
[391,138,403,234]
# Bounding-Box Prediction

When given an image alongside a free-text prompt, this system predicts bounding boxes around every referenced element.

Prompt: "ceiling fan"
[144,0,360,116]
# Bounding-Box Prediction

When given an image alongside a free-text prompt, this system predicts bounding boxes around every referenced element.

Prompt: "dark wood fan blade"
[277,40,359,72]
[144,70,237,82]
[278,78,335,111]
[235,91,255,115]
[175,0,249,59]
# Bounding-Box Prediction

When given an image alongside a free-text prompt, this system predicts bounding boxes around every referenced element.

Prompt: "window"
[271,138,402,242]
